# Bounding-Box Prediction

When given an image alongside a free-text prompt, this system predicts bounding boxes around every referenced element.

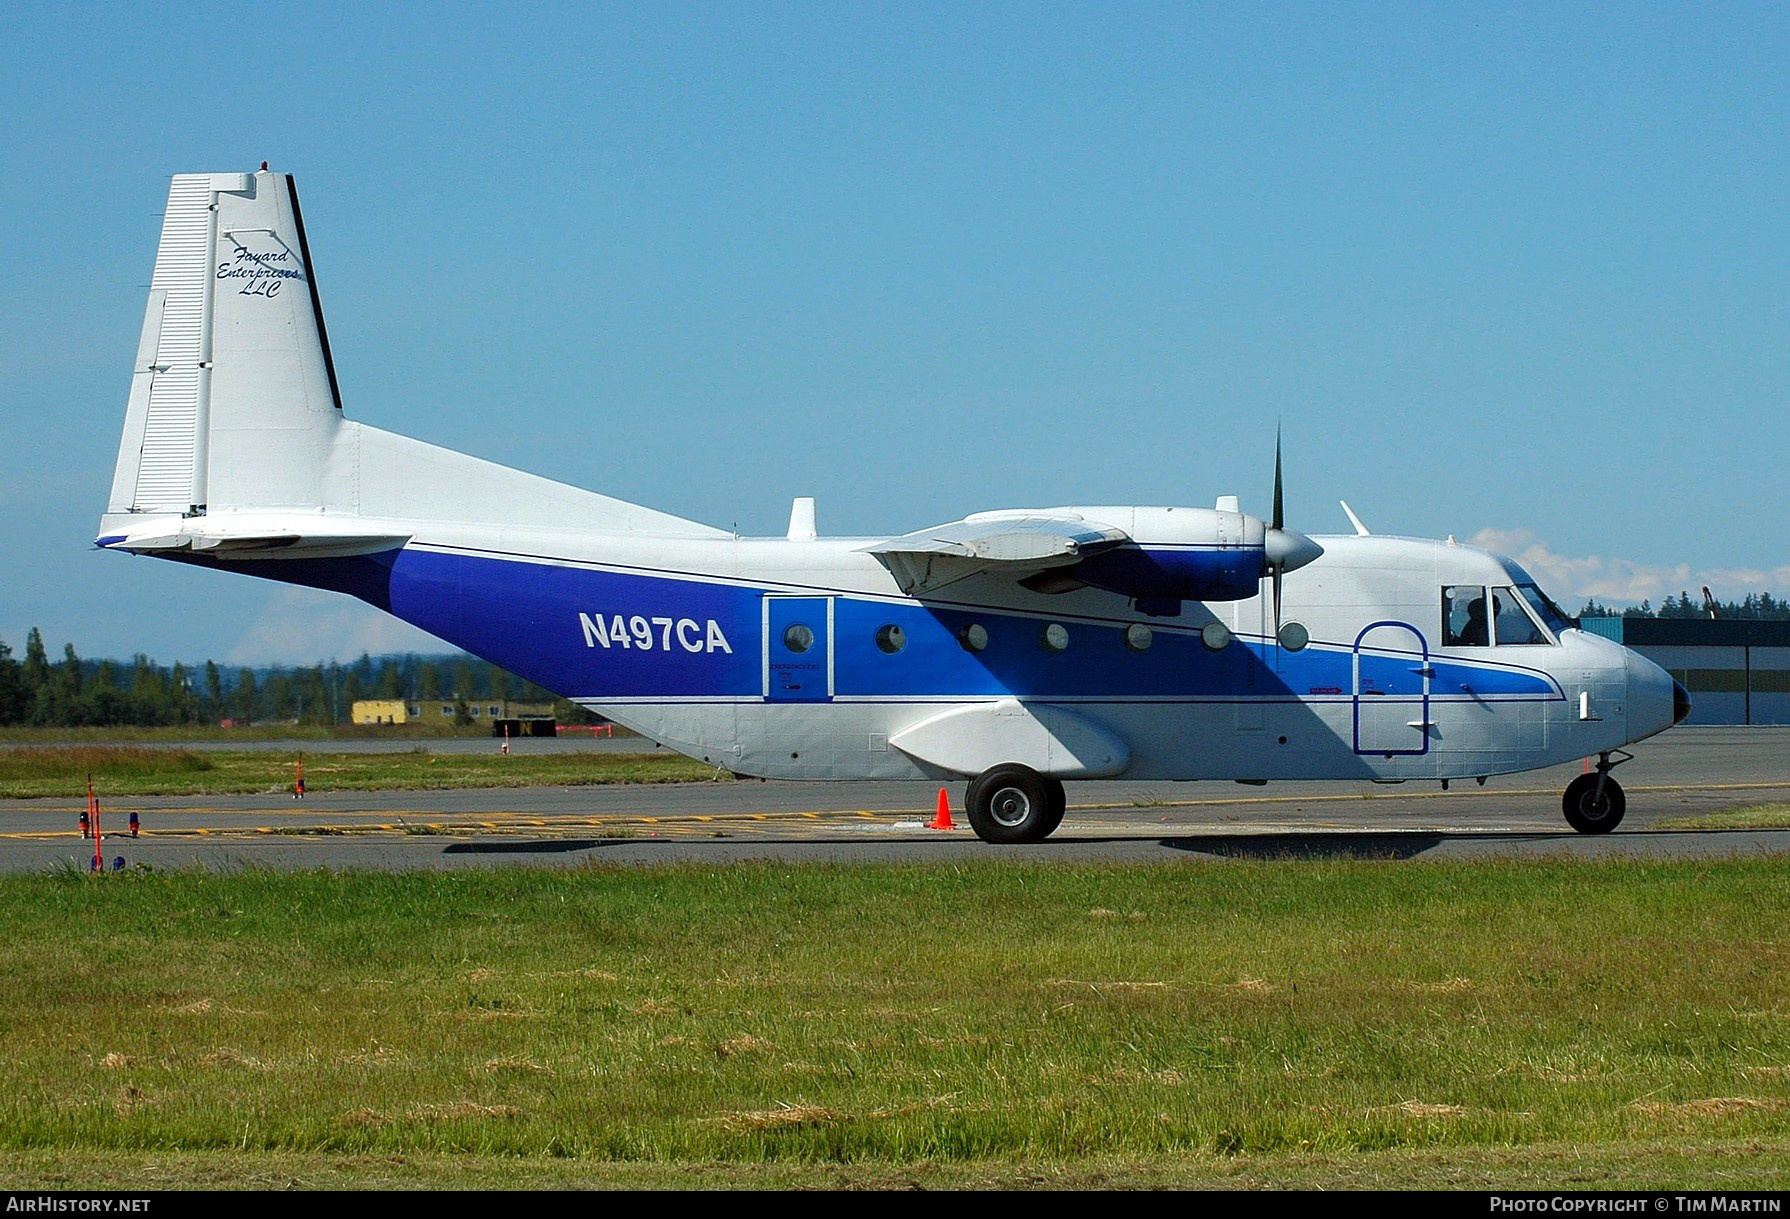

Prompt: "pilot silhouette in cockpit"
[1458,596,1489,646]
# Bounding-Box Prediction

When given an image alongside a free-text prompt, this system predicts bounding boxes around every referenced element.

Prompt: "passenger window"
[1491,587,1547,645]
[1442,586,1489,646]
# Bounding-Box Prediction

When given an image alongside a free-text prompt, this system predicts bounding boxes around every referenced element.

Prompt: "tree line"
[1577,591,1789,621]
[0,629,566,727]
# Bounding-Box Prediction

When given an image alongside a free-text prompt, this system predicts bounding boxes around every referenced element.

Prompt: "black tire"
[1563,773,1625,834]
[967,765,1053,844]
[1039,777,1067,837]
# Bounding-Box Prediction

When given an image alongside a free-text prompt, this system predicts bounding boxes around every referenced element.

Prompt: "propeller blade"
[1272,429,1284,533]
[1262,428,1324,634]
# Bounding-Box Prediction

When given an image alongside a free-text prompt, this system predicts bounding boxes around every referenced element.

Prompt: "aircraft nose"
[1623,648,1682,741]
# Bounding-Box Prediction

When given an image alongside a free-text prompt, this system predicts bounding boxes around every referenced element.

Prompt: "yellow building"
[351,699,410,725]
[350,698,559,731]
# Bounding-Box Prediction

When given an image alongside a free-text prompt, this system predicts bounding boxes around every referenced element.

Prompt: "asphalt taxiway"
[1,727,1785,872]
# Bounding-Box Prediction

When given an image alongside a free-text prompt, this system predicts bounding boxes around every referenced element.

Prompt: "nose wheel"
[1562,750,1630,833]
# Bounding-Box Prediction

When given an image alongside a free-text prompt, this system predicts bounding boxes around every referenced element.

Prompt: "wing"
[862,512,1129,595]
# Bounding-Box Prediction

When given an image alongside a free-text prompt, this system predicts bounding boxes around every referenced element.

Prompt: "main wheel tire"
[967,765,1053,844]
[1039,777,1067,837]
[1562,773,1626,834]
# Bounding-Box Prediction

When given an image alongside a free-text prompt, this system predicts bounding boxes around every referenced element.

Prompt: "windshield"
[1516,583,1575,634]
[1497,559,1576,632]
[1493,587,1547,644]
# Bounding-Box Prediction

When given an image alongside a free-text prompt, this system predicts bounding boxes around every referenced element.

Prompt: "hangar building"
[1579,618,1790,726]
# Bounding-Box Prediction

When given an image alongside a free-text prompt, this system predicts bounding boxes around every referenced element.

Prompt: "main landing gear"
[965,764,1067,844]
[1562,750,1631,834]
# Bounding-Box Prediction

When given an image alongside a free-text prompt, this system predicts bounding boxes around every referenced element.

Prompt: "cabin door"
[1352,622,1431,756]
[763,596,833,702]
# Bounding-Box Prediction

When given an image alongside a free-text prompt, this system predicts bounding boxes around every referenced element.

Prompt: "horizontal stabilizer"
[97,514,410,560]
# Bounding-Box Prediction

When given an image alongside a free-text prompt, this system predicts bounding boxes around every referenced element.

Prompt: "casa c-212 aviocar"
[97,169,1691,842]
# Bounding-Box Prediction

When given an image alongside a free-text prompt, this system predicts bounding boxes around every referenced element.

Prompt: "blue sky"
[2,3,1786,665]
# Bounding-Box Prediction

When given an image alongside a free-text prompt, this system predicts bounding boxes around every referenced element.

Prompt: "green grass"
[5,1141,1789,1189]
[0,724,512,743]
[1660,803,1790,830]
[0,746,719,798]
[0,745,217,788]
[2,859,1789,1188]
[0,724,644,745]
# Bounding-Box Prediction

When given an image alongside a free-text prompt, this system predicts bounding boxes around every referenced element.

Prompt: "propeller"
[1261,430,1324,633]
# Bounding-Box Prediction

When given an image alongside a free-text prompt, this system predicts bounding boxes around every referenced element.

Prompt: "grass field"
[0,724,547,744]
[1661,804,1790,830]
[3,858,1789,1189]
[0,746,720,799]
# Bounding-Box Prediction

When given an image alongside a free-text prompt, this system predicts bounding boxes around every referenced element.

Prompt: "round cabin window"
[782,624,815,654]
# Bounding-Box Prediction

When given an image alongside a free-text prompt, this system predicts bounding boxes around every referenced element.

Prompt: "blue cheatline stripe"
[216,546,1562,705]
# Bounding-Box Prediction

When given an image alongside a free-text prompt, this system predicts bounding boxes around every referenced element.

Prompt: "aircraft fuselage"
[189,521,1680,787]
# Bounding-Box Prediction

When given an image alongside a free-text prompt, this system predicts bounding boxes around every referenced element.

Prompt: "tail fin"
[109,170,343,517]
[103,170,722,547]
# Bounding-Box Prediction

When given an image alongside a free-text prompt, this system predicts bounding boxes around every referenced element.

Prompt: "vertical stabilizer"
[109,169,344,517]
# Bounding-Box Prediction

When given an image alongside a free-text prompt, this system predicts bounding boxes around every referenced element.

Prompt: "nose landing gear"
[1563,749,1632,834]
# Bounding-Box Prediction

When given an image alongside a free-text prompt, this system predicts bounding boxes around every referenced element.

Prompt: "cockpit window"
[1491,587,1548,645]
[1516,583,1574,634]
[1442,586,1489,646]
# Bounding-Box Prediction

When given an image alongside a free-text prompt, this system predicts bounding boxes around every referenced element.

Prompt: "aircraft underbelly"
[592,699,1495,783]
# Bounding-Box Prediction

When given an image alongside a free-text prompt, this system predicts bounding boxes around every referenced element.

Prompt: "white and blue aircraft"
[98,170,1690,842]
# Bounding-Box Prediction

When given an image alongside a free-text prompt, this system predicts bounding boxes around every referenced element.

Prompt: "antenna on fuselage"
[787,496,817,542]
[1339,500,1370,536]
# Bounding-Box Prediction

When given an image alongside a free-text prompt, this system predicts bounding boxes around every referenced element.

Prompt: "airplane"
[96,169,1691,843]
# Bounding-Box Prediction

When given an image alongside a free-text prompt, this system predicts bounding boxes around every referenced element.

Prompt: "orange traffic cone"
[929,787,955,830]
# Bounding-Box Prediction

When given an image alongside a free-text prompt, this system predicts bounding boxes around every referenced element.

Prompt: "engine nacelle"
[1063,506,1322,615]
